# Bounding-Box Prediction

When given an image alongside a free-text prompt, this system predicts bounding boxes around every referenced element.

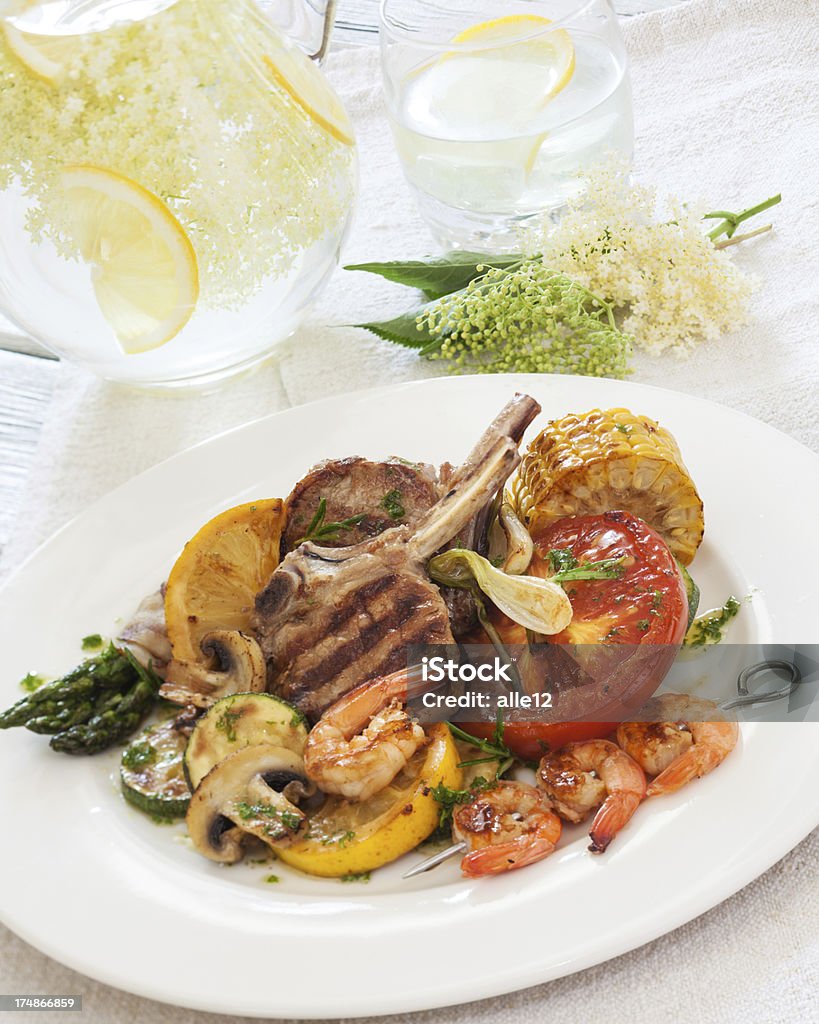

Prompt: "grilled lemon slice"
[277,724,461,878]
[164,499,285,663]
[514,408,704,565]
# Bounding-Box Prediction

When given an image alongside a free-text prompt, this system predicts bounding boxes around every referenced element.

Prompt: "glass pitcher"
[0,0,357,386]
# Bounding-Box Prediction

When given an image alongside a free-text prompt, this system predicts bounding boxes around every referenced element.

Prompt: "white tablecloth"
[1,0,817,1019]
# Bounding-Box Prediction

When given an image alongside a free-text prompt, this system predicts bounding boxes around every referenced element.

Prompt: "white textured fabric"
[1,0,818,1019]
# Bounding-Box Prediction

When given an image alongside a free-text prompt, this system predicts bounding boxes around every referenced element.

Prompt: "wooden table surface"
[0,0,684,561]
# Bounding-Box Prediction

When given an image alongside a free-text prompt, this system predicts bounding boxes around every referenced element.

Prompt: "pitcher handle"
[308,0,337,63]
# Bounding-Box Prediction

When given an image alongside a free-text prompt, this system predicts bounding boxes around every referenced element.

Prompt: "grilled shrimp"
[303,668,427,802]
[452,780,562,878]
[617,693,738,797]
[537,739,646,853]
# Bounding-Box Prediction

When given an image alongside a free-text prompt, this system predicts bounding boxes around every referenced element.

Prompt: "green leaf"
[345,251,523,300]
[356,303,444,351]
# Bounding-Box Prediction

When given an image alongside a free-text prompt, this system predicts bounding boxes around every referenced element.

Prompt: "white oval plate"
[1,374,817,1019]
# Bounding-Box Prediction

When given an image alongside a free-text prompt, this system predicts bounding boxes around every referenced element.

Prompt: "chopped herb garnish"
[234,801,302,839]
[121,740,157,770]
[81,634,104,651]
[430,776,491,829]
[447,712,515,777]
[548,547,577,573]
[615,423,632,435]
[636,619,650,633]
[381,488,405,521]
[264,874,280,884]
[296,497,367,544]
[685,596,741,647]
[19,671,45,693]
[548,551,626,583]
[319,829,356,847]
[339,871,371,883]
[652,590,664,610]
[215,708,242,743]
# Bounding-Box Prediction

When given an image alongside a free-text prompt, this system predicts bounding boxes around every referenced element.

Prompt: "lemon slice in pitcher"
[60,166,199,354]
[262,50,354,147]
[2,23,76,82]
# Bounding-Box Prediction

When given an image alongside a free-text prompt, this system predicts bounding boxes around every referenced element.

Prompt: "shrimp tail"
[461,835,558,878]
[647,746,723,797]
[588,792,642,854]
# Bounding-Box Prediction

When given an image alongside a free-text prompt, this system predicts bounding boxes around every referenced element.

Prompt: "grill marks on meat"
[255,395,542,720]
[256,557,451,718]
[281,457,439,552]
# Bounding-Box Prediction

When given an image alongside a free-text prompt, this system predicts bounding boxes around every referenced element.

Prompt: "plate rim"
[3,371,816,595]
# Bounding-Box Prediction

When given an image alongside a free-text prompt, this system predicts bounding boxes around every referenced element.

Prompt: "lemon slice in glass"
[2,22,76,83]
[164,498,285,663]
[262,49,354,147]
[277,724,462,878]
[60,166,199,354]
[406,15,575,183]
[451,14,576,102]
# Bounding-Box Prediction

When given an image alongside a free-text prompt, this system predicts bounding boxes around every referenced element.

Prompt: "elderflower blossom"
[531,159,756,356]
[418,263,632,378]
[0,0,355,307]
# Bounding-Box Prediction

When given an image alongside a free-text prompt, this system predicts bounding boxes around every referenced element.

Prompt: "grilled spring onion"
[514,408,704,565]
[498,501,533,575]
[428,549,571,635]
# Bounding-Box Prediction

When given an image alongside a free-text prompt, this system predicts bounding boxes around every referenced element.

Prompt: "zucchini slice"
[121,720,190,819]
[676,560,701,632]
[184,693,308,790]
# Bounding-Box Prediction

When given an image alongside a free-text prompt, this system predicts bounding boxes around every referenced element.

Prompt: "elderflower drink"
[0,0,356,386]
[380,0,632,251]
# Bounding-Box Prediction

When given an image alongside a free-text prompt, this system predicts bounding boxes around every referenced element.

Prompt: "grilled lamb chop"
[254,395,541,720]
[281,457,439,552]
[282,457,482,636]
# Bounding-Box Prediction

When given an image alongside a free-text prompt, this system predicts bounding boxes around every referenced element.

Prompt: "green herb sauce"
[684,596,741,647]
[381,488,405,521]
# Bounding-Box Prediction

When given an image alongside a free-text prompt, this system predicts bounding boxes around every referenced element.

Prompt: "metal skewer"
[403,841,467,879]
[720,659,801,710]
[403,661,804,881]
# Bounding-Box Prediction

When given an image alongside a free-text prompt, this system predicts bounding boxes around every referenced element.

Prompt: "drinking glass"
[0,0,356,387]
[379,0,633,251]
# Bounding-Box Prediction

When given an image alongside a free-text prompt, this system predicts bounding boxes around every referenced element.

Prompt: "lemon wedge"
[451,14,575,102]
[277,724,462,878]
[60,165,199,354]
[164,499,285,664]
[2,22,76,82]
[262,51,354,147]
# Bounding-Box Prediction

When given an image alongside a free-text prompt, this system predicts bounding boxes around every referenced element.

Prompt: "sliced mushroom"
[499,501,534,575]
[160,630,266,708]
[186,744,314,864]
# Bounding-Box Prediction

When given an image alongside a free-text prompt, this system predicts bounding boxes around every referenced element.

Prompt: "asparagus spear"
[0,645,161,754]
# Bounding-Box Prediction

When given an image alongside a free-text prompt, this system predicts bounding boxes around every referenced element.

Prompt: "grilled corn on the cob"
[514,408,704,565]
